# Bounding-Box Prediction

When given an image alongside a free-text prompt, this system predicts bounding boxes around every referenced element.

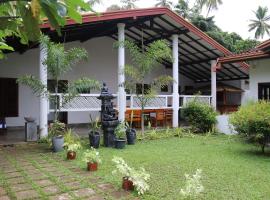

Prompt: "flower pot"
[87,162,98,171]
[115,138,126,149]
[122,177,134,191]
[67,151,76,160]
[126,128,136,145]
[52,136,64,152]
[89,132,100,149]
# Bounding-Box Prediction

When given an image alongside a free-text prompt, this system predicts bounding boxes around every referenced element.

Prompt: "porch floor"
[0,126,89,145]
[0,143,136,200]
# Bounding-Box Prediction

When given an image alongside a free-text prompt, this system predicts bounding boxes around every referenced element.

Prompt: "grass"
[64,134,270,200]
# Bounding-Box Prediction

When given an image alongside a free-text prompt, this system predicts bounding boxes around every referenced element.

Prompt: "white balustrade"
[49,94,212,112]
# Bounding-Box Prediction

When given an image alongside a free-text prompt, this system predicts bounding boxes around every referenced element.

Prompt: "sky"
[93,0,270,41]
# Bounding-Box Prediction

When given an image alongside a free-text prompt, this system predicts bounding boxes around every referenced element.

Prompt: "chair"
[125,110,141,128]
[165,109,173,127]
[151,109,165,127]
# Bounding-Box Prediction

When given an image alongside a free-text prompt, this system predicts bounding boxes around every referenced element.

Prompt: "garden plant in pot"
[82,147,101,171]
[114,122,126,149]
[112,156,150,195]
[49,121,65,152]
[125,113,136,145]
[63,129,81,160]
[89,115,101,149]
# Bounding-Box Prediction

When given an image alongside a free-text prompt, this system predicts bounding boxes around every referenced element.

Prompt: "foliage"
[63,129,80,144]
[155,0,173,8]
[64,143,81,152]
[190,15,219,32]
[48,121,66,137]
[196,0,223,16]
[234,39,260,53]
[180,169,204,198]
[0,0,93,58]
[82,147,102,164]
[17,35,100,123]
[229,101,270,153]
[249,6,270,39]
[115,122,126,139]
[89,114,101,134]
[183,99,217,133]
[107,0,137,11]
[121,39,173,135]
[112,156,150,195]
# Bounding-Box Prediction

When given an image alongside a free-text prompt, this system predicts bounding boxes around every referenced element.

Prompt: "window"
[258,82,270,101]
[136,84,151,94]
[0,78,18,117]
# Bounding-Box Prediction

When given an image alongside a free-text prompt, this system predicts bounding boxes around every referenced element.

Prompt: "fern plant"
[119,39,173,135]
[17,35,100,123]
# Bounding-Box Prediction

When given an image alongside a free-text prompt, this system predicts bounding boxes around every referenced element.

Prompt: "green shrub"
[229,101,270,153]
[183,100,217,133]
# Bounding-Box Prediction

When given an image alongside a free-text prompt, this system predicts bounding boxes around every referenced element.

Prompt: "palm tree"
[122,39,173,136]
[197,0,223,16]
[155,0,173,8]
[17,35,100,121]
[249,6,270,39]
[120,0,137,9]
[87,0,102,6]
[175,0,190,19]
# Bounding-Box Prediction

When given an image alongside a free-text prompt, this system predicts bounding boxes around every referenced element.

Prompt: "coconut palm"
[87,0,102,6]
[249,6,270,39]
[175,0,190,19]
[197,0,223,16]
[121,0,137,9]
[17,35,100,121]
[155,0,173,8]
[121,39,173,135]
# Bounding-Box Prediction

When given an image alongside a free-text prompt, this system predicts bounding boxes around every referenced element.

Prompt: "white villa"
[0,7,254,140]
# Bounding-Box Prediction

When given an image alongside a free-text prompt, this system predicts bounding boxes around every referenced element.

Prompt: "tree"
[155,0,173,8]
[197,0,223,16]
[17,35,100,121]
[122,39,173,135]
[120,0,137,9]
[174,0,202,19]
[106,4,121,11]
[174,0,190,19]
[249,6,270,39]
[0,0,93,59]
[190,15,219,32]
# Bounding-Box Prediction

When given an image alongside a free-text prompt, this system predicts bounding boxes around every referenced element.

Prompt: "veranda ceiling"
[7,7,249,83]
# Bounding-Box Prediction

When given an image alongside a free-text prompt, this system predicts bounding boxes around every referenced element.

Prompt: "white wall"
[0,36,194,127]
[248,58,270,101]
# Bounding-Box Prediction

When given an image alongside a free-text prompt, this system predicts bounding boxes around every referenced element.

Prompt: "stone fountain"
[98,83,119,147]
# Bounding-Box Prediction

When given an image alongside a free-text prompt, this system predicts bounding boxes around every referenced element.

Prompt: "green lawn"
[67,134,270,200]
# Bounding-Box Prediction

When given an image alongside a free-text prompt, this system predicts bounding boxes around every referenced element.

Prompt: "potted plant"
[114,122,126,149]
[89,115,101,149]
[112,157,150,195]
[82,147,102,171]
[49,121,66,152]
[63,129,81,160]
[125,118,136,145]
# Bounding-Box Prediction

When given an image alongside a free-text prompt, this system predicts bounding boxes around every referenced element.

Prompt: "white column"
[172,34,179,127]
[211,60,217,110]
[39,43,48,138]
[117,23,126,122]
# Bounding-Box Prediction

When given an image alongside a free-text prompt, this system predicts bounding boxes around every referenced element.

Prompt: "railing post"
[130,95,134,109]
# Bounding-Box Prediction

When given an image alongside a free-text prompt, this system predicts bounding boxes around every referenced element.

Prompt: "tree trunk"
[54,79,59,122]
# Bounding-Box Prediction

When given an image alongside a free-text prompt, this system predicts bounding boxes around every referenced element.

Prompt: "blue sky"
[94,0,270,41]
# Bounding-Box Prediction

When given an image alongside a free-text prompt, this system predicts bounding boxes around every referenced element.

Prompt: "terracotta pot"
[67,151,76,160]
[87,162,98,171]
[122,177,134,191]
